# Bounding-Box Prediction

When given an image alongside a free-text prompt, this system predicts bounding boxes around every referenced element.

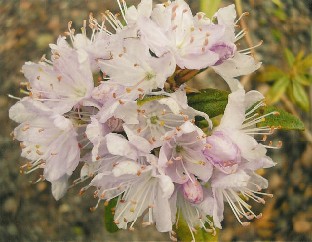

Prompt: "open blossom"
[88,155,174,232]
[159,121,213,184]
[98,38,175,95]
[22,37,94,114]
[203,88,276,228]
[118,88,210,148]
[9,98,80,199]
[8,0,281,240]
[169,184,216,240]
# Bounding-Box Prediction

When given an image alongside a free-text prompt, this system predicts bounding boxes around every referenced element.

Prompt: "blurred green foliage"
[258,49,312,112]
[200,0,221,18]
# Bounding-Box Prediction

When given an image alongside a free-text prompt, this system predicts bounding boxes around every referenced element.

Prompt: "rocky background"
[0,0,311,241]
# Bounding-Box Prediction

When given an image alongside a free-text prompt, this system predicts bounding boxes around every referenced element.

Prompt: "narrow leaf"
[292,81,310,111]
[257,106,304,131]
[284,48,295,67]
[266,76,290,104]
[104,198,119,233]
[187,88,229,118]
[294,75,312,86]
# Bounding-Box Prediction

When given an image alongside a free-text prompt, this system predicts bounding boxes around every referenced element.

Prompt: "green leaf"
[296,53,312,73]
[137,95,167,106]
[175,215,218,242]
[284,48,295,67]
[200,0,221,18]
[104,198,119,233]
[257,65,286,82]
[257,106,305,131]
[292,81,310,112]
[293,74,312,86]
[187,88,229,118]
[266,76,290,104]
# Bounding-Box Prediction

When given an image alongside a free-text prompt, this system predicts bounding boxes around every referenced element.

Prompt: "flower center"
[150,115,159,124]
[175,145,184,153]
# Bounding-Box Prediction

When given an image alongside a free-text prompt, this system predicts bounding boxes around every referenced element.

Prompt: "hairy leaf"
[187,88,229,118]
[104,198,119,233]
[257,106,305,131]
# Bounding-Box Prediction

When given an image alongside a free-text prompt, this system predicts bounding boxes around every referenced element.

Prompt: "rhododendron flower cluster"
[9,0,279,240]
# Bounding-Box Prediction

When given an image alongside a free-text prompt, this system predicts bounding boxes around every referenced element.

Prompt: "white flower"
[159,121,213,184]
[89,160,174,232]
[98,38,175,95]
[9,98,80,200]
[22,36,94,114]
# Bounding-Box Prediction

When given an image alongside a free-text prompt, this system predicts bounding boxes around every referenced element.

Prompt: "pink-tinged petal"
[114,101,139,125]
[105,133,138,160]
[153,186,173,232]
[196,188,214,216]
[123,125,152,154]
[213,52,262,79]
[248,172,269,190]
[212,169,250,189]
[245,90,264,110]
[184,150,213,182]
[212,188,224,229]
[44,129,80,181]
[158,173,175,198]
[241,155,276,171]
[86,117,110,144]
[175,50,219,70]
[137,18,170,57]
[182,177,204,204]
[137,0,153,18]
[218,88,245,130]
[229,131,267,162]
[112,161,141,177]
[215,4,236,26]
[51,175,69,200]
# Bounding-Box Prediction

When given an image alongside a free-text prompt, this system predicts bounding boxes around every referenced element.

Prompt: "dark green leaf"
[175,215,218,242]
[292,81,310,111]
[266,76,290,104]
[257,106,304,130]
[187,88,229,118]
[104,198,119,233]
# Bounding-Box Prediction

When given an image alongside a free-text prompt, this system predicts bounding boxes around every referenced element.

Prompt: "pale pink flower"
[22,36,94,114]
[159,121,213,184]
[9,98,80,199]
[98,38,175,95]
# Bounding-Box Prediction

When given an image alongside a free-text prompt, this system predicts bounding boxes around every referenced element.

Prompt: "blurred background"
[0,0,311,241]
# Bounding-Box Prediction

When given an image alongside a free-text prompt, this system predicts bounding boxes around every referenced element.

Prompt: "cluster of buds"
[9,0,280,240]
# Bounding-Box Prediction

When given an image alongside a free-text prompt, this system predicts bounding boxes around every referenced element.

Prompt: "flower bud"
[107,117,124,132]
[203,131,241,174]
[182,177,204,204]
